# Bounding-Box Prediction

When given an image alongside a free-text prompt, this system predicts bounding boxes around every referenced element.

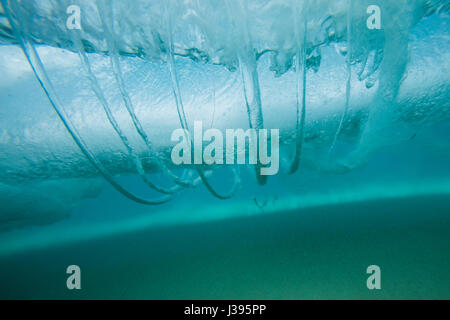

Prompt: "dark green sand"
[0,194,449,299]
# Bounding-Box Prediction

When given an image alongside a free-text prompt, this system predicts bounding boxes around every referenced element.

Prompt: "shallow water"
[0,195,449,299]
[0,0,449,299]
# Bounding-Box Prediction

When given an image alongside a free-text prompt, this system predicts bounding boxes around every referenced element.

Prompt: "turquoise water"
[0,1,449,299]
[1,135,449,299]
[1,194,449,299]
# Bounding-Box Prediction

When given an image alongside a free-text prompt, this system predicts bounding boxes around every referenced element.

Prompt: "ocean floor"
[0,194,449,299]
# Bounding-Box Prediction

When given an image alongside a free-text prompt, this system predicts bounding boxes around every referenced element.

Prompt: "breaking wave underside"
[0,0,449,233]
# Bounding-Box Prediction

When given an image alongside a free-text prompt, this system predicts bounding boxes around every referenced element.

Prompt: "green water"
[1,194,449,299]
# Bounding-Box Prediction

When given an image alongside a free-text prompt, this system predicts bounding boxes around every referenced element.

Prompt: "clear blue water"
[0,0,449,299]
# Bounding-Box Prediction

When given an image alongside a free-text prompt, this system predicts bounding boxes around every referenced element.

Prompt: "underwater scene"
[0,0,449,300]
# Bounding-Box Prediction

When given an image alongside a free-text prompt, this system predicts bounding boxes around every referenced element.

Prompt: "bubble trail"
[289,0,308,174]
[164,0,241,200]
[1,0,171,205]
[96,0,200,191]
[328,0,353,157]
